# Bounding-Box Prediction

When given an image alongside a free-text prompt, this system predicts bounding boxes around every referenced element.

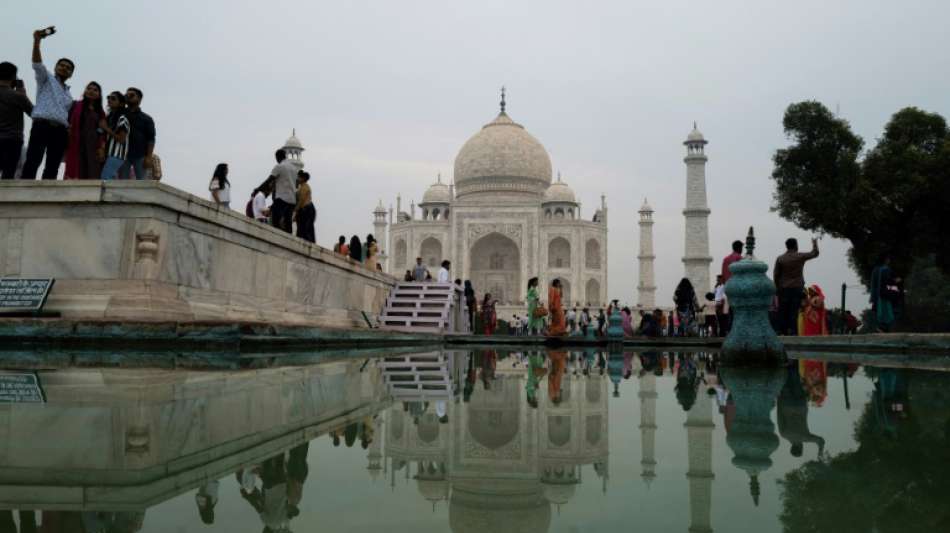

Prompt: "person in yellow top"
[293,171,315,243]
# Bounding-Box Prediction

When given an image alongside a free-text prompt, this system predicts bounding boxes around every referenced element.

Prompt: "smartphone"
[42,26,56,36]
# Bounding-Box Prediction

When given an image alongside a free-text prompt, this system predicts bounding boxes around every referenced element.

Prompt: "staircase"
[379,282,468,333]
[379,351,457,401]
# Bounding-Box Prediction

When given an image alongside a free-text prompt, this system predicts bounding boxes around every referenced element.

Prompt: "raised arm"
[806,238,820,259]
[32,30,43,64]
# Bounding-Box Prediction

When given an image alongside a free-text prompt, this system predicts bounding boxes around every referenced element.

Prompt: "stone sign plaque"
[0,278,55,313]
[0,372,46,403]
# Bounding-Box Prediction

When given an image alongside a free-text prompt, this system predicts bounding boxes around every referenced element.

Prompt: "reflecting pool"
[1,348,949,532]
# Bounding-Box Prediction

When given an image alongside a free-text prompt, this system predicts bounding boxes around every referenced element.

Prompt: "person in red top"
[721,240,743,283]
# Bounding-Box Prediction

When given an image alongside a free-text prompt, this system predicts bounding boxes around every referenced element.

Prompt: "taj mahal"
[368,90,713,312]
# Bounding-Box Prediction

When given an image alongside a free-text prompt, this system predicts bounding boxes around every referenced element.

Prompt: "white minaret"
[281,129,305,171]
[683,123,712,295]
[637,198,657,309]
[638,372,658,487]
[685,370,716,533]
[373,199,389,273]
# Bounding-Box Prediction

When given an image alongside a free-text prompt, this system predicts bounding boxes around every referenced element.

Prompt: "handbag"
[534,304,548,318]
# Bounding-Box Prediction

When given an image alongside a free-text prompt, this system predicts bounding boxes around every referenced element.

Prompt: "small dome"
[639,197,653,213]
[422,176,452,204]
[417,479,449,502]
[283,129,304,150]
[685,122,707,144]
[374,199,387,214]
[542,175,577,204]
[542,483,577,505]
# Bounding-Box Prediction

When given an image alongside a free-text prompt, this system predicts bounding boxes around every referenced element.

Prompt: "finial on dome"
[693,121,697,130]
[557,171,561,183]
[293,128,296,136]
[500,85,506,113]
[437,172,441,183]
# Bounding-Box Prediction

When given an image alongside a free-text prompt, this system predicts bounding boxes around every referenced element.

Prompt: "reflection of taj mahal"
[375,91,609,312]
[377,354,609,533]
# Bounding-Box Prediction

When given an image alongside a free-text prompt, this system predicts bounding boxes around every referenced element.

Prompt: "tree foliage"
[771,103,950,286]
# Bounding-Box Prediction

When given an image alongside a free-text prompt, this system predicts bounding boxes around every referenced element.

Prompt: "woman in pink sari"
[63,81,106,179]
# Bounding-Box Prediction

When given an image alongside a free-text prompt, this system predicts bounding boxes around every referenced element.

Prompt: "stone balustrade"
[0,181,394,328]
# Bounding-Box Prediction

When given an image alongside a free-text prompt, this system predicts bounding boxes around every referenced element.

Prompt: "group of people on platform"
[332,234,383,271]
[241,150,317,243]
[1,28,159,181]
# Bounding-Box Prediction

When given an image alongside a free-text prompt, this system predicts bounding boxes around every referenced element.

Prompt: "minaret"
[638,372,658,486]
[281,129,305,171]
[637,198,657,309]
[683,123,712,295]
[685,370,716,533]
[373,199,389,273]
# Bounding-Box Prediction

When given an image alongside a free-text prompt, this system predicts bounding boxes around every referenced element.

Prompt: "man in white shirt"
[437,260,451,283]
[714,274,730,336]
[268,149,297,233]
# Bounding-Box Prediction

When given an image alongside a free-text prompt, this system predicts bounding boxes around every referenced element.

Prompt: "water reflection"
[0,350,948,531]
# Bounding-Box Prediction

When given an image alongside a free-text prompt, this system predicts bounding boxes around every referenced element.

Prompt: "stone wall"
[0,181,395,327]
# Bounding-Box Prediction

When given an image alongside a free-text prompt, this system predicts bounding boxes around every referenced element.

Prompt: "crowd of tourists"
[1,28,159,181]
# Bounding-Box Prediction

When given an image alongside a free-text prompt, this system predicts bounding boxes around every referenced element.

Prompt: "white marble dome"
[542,177,577,204]
[453,111,552,199]
[686,123,706,143]
[422,179,451,204]
[283,133,304,150]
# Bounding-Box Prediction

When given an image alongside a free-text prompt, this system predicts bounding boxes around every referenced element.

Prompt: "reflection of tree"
[779,369,950,533]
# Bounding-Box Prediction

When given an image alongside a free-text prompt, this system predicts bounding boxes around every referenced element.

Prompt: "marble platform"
[0,181,394,328]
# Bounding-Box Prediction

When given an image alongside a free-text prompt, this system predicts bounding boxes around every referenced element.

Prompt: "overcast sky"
[7,1,949,309]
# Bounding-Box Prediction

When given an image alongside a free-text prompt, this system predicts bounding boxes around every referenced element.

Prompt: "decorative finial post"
[557,171,561,183]
[500,86,506,113]
[722,225,785,364]
[745,226,756,259]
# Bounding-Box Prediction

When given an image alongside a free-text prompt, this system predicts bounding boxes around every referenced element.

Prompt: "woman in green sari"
[527,277,543,335]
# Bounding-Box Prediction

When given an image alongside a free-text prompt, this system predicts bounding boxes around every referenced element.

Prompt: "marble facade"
[377,99,608,317]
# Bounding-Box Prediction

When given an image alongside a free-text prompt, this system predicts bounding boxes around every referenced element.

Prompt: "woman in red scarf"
[548,279,567,336]
[63,81,106,179]
[798,284,829,336]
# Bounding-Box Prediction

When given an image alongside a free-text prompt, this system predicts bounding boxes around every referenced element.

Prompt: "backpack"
[245,198,254,218]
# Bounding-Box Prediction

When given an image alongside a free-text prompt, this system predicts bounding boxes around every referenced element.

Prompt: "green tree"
[771,103,950,286]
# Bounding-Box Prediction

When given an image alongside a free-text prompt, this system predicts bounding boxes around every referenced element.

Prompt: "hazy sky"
[7,1,949,309]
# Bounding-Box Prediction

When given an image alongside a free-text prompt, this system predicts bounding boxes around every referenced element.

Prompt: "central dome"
[454,110,553,200]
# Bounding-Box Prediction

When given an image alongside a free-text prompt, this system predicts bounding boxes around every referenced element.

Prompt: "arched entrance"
[585,279,600,306]
[469,233,521,304]
[420,237,443,269]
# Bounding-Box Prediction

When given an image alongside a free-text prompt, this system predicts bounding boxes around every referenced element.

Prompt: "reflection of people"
[799,359,828,407]
[778,363,825,457]
[481,294,497,335]
[195,479,220,525]
[286,443,310,519]
[1,510,36,533]
[547,350,567,404]
[525,352,546,407]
